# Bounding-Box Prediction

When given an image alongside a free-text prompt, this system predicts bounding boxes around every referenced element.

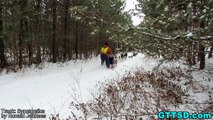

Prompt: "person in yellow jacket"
[100,42,112,68]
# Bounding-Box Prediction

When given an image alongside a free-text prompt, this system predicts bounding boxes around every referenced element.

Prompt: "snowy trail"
[0,54,158,119]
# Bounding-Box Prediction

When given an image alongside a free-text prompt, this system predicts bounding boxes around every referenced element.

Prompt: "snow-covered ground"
[0,54,212,120]
[0,53,159,119]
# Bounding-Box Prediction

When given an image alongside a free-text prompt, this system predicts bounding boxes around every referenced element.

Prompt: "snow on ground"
[190,57,213,103]
[0,54,212,120]
[0,53,159,119]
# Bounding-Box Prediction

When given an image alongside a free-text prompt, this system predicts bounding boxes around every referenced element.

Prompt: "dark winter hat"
[104,42,109,46]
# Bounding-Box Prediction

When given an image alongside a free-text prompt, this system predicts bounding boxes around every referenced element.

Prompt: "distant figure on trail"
[100,42,112,68]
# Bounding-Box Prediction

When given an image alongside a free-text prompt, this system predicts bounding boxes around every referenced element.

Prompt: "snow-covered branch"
[136,29,213,41]
[198,36,213,40]
[138,31,181,40]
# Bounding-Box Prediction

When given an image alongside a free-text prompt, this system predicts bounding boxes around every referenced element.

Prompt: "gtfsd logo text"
[158,111,212,119]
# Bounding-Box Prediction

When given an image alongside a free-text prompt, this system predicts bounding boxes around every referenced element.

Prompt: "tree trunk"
[197,43,201,62]
[208,42,213,58]
[0,2,6,68]
[18,0,28,68]
[187,42,192,66]
[80,30,83,60]
[24,20,32,66]
[52,0,57,63]
[63,0,70,61]
[191,42,196,65]
[199,43,205,69]
[75,22,79,59]
[28,41,32,65]
[36,0,42,64]
[19,20,23,68]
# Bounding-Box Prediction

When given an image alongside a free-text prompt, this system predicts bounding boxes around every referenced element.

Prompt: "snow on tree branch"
[135,29,213,41]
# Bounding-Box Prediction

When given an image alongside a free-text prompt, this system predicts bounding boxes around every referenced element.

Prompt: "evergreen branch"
[135,29,213,41]
[137,30,181,40]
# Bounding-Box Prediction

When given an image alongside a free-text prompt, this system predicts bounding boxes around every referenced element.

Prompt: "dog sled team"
[100,42,137,68]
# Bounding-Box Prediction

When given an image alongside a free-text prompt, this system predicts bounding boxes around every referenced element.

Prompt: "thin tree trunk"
[68,36,72,60]
[80,30,83,60]
[18,0,28,68]
[75,22,78,59]
[199,43,205,69]
[52,0,57,63]
[198,11,206,69]
[36,0,42,64]
[19,20,23,68]
[24,20,32,66]
[208,42,213,58]
[43,0,49,62]
[28,41,32,65]
[68,19,73,60]
[63,0,70,61]
[197,43,201,62]
[0,2,6,67]
[191,42,196,65]
[187,42,192,66]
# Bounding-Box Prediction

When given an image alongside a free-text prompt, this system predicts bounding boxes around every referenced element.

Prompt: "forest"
[0,0,132,70]
[0,0,212,69]
[0,0,212,119]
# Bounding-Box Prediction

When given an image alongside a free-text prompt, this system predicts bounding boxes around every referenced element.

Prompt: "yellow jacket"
[100,47,112,55]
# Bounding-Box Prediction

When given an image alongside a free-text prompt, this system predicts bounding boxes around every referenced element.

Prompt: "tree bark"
[75,22,79,59]
[191,42,196,65]
[80,30,83,60]
[36,0,42,64]
[18,0,28,68]
[0,2,6,68]
[208,42,213,58]
[63,0,70,61]
[199,43,205,69]
[25,21,32,65]
[19,20,23,68]
[187,42,192,66]
[52,0,57,63]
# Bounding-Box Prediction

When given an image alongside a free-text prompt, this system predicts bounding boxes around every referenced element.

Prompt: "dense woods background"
[0,0,212,70]
[0,0,132,69]
[133,0,213,69]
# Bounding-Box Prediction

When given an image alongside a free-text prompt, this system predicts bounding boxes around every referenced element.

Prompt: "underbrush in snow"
[63,67,212,120]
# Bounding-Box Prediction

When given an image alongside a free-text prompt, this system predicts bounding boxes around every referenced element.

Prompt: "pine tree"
[133,0,213,69]
[0,0,131,70]
[0,1,7,67]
